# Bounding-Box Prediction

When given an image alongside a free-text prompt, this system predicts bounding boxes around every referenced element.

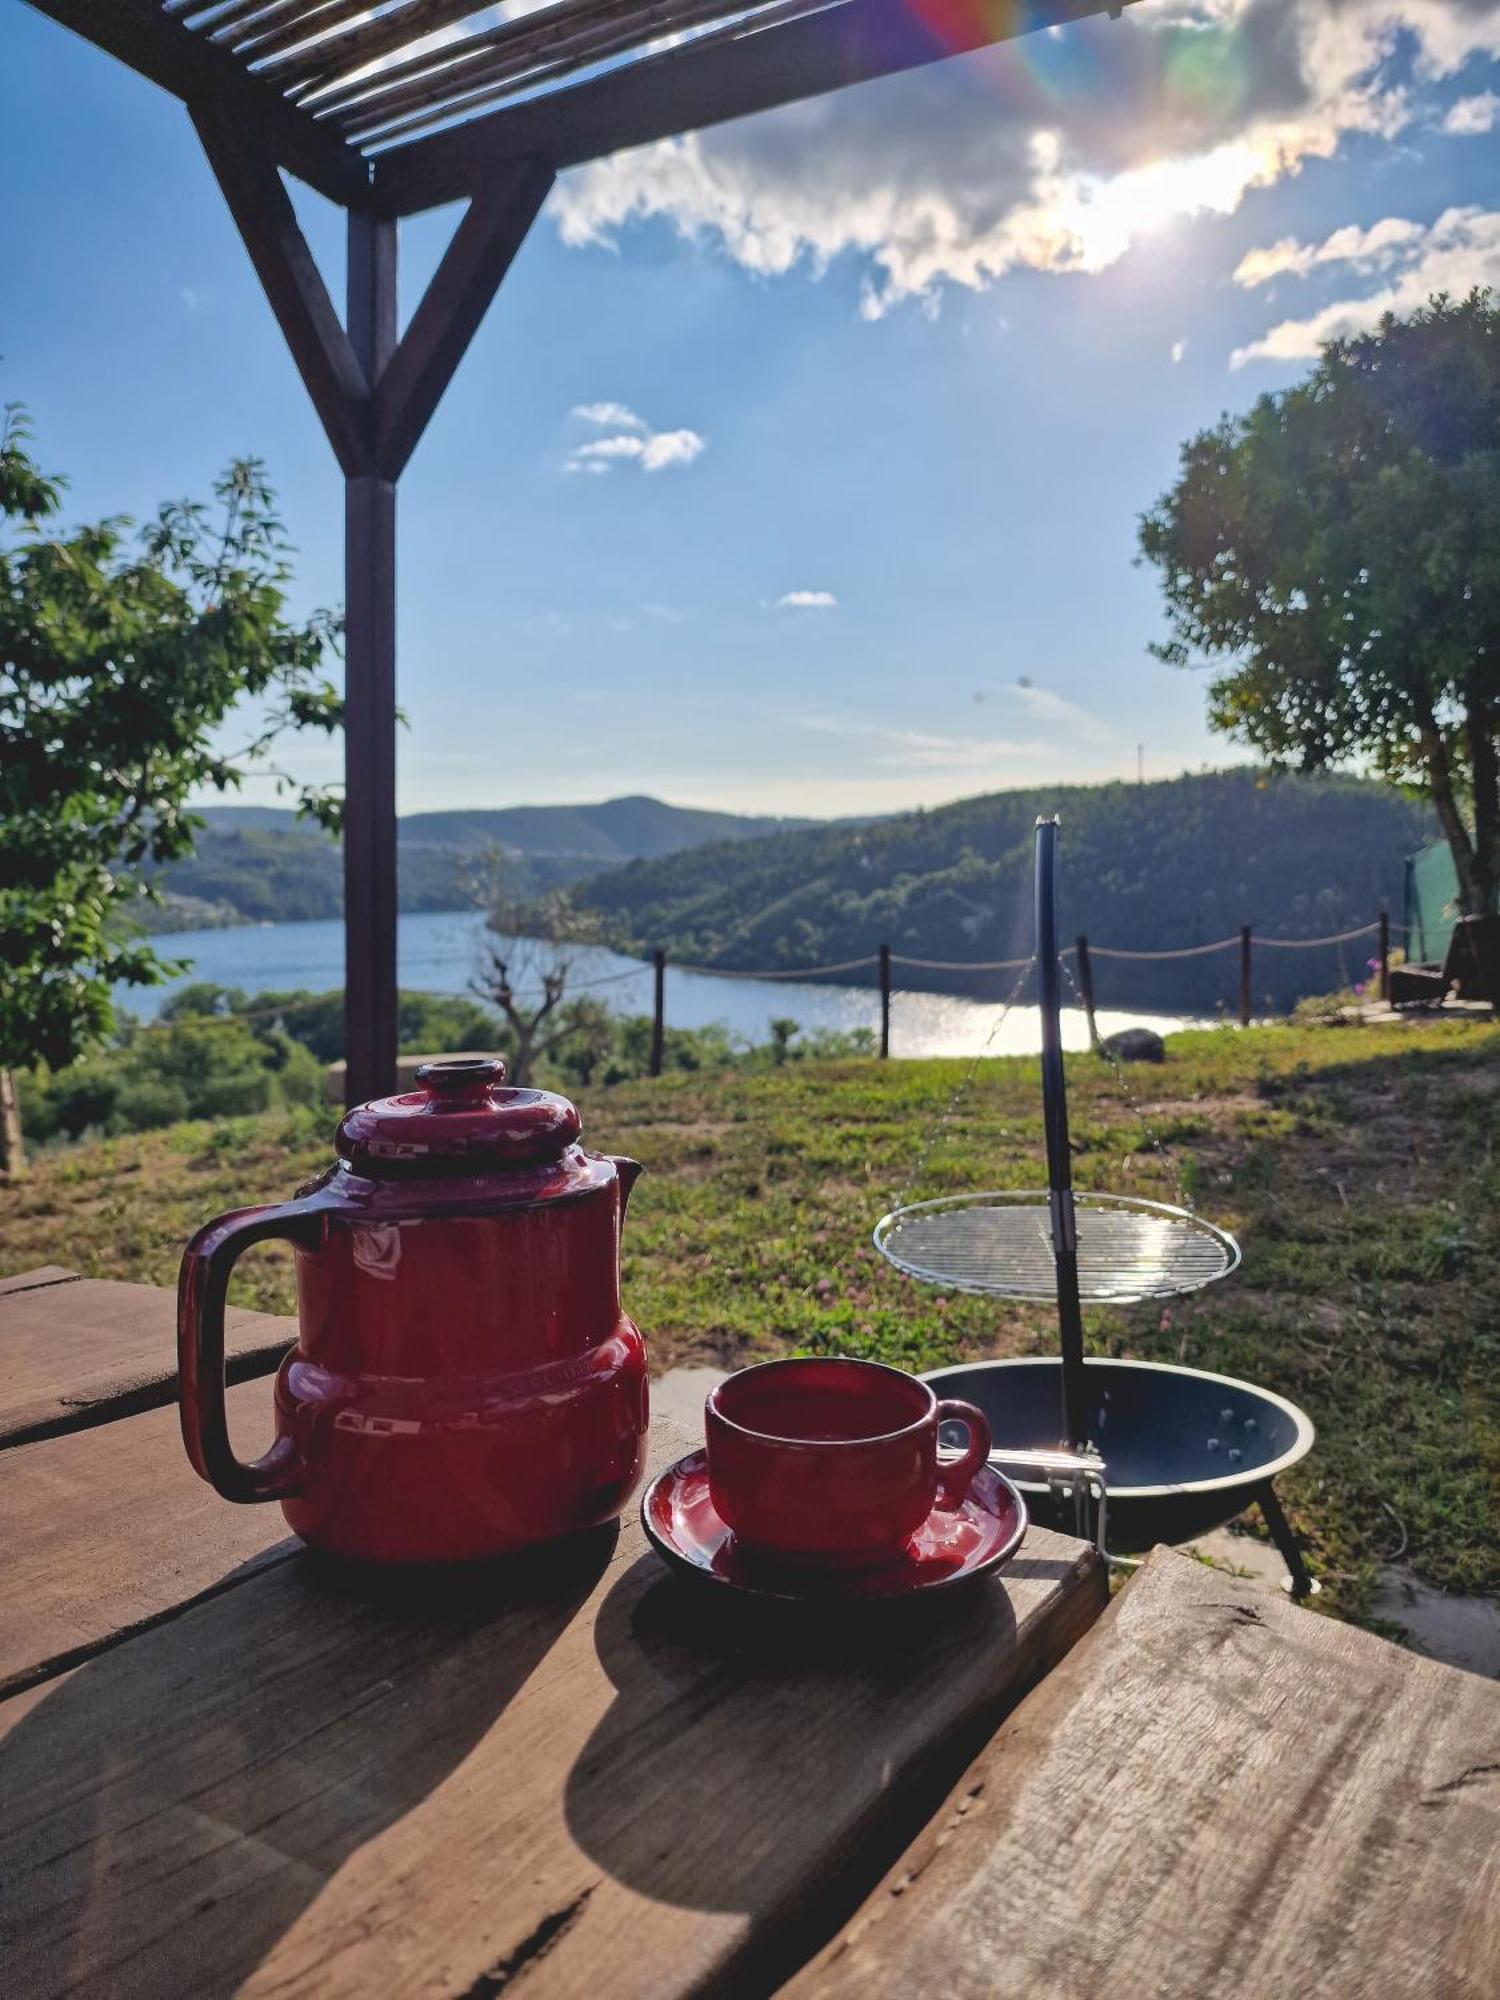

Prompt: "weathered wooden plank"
[0,1444,1104,1998]
[0,1266,76,1299]
[791,1547,1500,2000]
[0,1380,298,1698]
[0,1275,294,1448]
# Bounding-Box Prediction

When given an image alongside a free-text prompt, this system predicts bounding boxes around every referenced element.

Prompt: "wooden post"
[343,208,400,1107]
[879,943,891,1059]
[1379,909,1390,1003]
[1075,935,1099,1051]
[1239,924,1253,1028]
[649,949,666,1077]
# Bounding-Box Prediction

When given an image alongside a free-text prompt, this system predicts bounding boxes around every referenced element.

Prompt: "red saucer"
[641,1451,1027,1602]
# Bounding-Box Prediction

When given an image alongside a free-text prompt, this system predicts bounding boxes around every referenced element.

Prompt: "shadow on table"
[1,1525,617,1997]
[563,1546,1022,1979]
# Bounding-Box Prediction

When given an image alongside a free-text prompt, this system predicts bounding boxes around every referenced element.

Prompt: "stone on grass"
[1100,1026,1166,1064]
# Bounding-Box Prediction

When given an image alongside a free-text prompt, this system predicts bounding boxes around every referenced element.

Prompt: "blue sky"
[4,1,1500,815]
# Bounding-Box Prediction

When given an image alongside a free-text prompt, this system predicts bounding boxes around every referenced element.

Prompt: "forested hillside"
[573,770,1436,1013]
[141,795,815,929]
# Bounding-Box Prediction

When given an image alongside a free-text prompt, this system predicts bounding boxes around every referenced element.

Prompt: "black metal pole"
[1379,909,1390,1003]
[1239,924,1253,1029]
[1075,933,1099,1051]
[649,948,666,1077]
[343,209,399,1108]
[879,942,891,1059]
[1035,819,1089,1452]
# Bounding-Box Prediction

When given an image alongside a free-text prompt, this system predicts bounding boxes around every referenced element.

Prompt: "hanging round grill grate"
[874,1190,1239,1304]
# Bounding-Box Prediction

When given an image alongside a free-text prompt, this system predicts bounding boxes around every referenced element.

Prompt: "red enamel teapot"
[177,1057,647,1564]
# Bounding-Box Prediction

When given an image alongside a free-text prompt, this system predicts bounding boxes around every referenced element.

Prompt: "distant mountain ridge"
[570,769,1437,1013]
[144,796,817,930]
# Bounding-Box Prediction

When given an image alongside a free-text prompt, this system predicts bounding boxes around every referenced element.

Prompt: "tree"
[0,406,342,1174]
[1139,291,1500,920]
[470,852,615,1084]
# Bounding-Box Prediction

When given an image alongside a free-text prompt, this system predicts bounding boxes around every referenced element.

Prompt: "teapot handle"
[178,1201,325,1504]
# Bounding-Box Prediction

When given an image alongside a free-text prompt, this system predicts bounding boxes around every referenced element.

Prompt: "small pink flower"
[934,1296,949,1310]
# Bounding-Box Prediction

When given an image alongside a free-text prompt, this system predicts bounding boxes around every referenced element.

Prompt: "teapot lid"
[336,1057,583,1177]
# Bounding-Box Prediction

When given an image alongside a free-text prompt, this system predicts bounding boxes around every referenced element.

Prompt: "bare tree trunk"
[0,1068,26,1181]
[1419,718,1482,917]
[1466,686,1500,918]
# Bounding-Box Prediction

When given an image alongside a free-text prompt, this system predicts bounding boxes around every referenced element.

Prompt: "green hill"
[571,769,1437,1013]
[142,796,816,930]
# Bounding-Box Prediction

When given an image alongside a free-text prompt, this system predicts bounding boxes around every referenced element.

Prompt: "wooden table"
[0,1269,1106,1997]
[793,1546,1500,2000]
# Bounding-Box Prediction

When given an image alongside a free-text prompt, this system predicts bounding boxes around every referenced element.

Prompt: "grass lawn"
[4,1016,1497,1627]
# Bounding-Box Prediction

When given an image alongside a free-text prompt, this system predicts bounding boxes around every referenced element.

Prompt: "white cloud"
[563,404,706,474]
[549,2,1500,318]
[1443,89,1500,132]
[775,589,838,610]
[640,428,706,470]
[799,714,1036,769]
[571,401,647,430]
[1233,215,1427,286]
[1231,204,1500,365]
[1000,681,1110,739]
[1170,337,1188,363]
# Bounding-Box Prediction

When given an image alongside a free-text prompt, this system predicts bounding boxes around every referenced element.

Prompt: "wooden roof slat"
[209,0,326,44]
[308,0,670,114]
[26,0,371,203]
[330,0,761,136]
[261,0,497,87]
[232,0,406,62]
[344,0,792,146]
[375,0,1123,204]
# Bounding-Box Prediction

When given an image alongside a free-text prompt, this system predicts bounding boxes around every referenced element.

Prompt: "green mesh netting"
[1404,840,1460,965]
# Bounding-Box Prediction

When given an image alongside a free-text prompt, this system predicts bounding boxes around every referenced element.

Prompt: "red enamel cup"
[705,1356,992,1570]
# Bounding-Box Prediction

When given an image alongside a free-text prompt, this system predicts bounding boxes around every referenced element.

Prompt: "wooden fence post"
[1379,910,1390,1003]
[650,948,666,1077]
[1075,935,1099,1051]
[1239,925,1252,1028]
[879,943,891,1059]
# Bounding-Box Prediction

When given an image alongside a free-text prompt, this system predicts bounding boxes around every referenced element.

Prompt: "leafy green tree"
[0,406,342,1172]
[1139,291,1500,920]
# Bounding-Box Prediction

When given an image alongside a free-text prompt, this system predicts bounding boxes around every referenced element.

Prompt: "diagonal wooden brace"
[192,103,375,477]
[374,159,553,481]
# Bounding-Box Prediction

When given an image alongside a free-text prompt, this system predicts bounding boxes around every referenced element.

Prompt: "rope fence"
[117,910,1404,1068]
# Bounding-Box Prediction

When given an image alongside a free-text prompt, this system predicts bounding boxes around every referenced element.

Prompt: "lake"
[122,910,1200,1057]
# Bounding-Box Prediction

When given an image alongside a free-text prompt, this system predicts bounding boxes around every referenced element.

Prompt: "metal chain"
[889,957,1036,1212]
[1059,952,1191,1210]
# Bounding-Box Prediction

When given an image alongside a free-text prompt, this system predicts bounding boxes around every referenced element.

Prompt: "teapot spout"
[610,1156,643,1218]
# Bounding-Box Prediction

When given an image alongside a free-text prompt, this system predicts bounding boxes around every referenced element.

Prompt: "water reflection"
[121,909,1203,1056]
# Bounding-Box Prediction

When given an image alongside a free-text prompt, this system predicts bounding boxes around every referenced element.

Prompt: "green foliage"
[19,1011,324,1142]
[573,768,1432,1013]
[1139,291,1500,916]
[156,981,506,1065]
[0,406,343,1075]
[139,797,813,933]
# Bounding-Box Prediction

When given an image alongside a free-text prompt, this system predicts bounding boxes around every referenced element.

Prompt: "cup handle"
[177,1201,324,1504]
[935,1398,993,1508]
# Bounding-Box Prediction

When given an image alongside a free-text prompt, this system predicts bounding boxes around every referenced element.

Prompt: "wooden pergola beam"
[27,0,371,206]
[375,0,1129,214]
[192,105,375,477]
[190,108,550,1101]
[376,159,554,480]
